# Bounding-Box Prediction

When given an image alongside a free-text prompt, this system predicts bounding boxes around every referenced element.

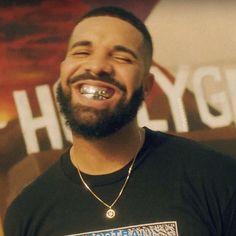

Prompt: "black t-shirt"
[4,128,236,236]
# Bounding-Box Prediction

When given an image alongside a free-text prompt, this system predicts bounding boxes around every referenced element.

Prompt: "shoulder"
[145,127,235,161]
[144,127,236,179]
[144,128,236,210]
[5,152,68,219]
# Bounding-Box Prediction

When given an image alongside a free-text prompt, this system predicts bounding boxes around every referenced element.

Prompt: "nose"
[83,53,113,76]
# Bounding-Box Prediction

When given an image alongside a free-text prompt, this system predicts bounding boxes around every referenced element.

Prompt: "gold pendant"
[106,208,115,219]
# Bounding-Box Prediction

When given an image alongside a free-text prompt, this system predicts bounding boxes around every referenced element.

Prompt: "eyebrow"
[70,41,138,59]
[70,40,91,49]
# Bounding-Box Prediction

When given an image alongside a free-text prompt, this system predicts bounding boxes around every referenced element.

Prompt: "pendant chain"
[76,129,143,219]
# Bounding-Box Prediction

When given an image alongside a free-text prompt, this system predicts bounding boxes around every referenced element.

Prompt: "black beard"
[56,83,144,139]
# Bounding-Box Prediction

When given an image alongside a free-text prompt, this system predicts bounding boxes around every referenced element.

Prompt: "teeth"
[80,85,97,94]
[80,85,112,100]
[83,94,106,100]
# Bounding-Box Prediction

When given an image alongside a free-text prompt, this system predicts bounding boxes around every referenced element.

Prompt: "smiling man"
[4,6,236,236]
[57,12,153,140]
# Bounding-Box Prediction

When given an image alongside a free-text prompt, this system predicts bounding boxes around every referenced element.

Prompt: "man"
[4,6,236,236]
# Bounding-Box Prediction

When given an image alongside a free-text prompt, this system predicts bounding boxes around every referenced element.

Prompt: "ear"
[143,73,154,98]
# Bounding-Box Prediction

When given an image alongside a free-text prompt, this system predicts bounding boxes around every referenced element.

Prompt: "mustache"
[68,72,127,92]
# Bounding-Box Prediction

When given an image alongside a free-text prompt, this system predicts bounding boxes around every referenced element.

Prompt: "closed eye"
[72,50,90,57]
[113,55,133,64]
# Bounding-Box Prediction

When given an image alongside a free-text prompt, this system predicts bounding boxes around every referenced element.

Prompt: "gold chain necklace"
[76,129,142,219]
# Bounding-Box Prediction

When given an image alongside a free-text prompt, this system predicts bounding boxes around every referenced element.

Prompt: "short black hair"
[78,6,153,62]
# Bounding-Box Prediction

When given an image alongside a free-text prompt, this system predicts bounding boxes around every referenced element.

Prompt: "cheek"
[119,69,143,98]
[60,58,83,85]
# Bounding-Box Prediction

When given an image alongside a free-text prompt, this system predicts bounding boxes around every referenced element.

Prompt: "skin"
[60,16,154,175]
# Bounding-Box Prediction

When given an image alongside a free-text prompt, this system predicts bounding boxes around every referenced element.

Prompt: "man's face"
[58,16,152,139]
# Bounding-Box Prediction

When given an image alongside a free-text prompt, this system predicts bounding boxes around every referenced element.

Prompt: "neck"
[70,122,144,175]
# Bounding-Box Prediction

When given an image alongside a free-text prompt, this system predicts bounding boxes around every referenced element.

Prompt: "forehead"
[69,16,144,50]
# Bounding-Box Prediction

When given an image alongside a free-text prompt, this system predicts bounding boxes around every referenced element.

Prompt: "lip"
[72,79,120,92]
